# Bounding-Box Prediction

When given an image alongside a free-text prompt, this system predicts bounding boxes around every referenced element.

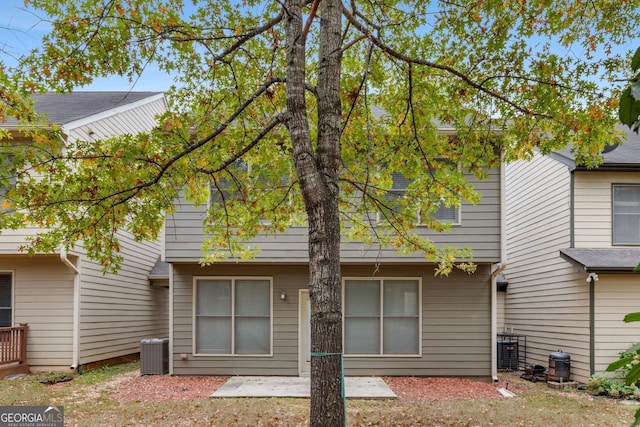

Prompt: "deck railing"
[0,324,28,366]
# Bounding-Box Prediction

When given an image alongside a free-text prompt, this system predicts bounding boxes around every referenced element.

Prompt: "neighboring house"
[504,127,640,383]
[160,132,507,379]
[0,92,169,377]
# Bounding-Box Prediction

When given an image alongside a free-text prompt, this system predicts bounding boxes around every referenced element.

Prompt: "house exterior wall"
[497,291,505,333]
[0,227,47,253]
[78,233,168,366]
[0,255,75,369]
[594,274,640,375]
[505,153,593,382]
[574,171,640,248]
[164,167,502,263]
[171,263,492,377]
[0,93,169,370]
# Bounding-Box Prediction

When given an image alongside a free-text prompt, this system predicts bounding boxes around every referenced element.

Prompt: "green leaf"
[631,79,640,101]
[624,312,640,323]
[619,87,640,127]
[625,361,640,385]
[624,342,640,354]
[633,408,640,427]
[632,47,640,72]
[635,262,640,273]
[607,355,634,372]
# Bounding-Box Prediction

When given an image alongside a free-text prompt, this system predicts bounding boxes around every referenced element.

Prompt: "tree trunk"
[285,0,345,425]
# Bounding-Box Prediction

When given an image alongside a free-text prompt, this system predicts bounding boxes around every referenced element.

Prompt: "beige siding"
[78,232,168,365]
[0,227,48,253]
[172,263,491,377]
[505,153,592,382]
[574,171,640,248]
[165,167,502,263]
[594,275,640,375]
[0,255,75,369]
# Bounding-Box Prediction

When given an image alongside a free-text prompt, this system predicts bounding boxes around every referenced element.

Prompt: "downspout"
[60,248,80,370]
[588,272,598,376]
[168,262,174,375]
[491,156,508,383]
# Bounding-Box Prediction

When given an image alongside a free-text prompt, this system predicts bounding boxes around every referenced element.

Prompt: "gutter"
[60,248,81,370]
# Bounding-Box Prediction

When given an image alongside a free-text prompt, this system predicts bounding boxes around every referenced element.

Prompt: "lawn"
[0,362,636,426]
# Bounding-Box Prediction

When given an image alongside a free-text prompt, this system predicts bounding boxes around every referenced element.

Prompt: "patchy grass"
[0,366,636,426]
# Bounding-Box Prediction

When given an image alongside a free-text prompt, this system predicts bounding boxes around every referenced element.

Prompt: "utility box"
[140,338,169,375]
[497,340,519,370]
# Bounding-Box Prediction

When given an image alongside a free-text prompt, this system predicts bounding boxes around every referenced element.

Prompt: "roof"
[148,257,170,280]
[559,248,640,273]
[552,126,640,169]
[3,91,163,127]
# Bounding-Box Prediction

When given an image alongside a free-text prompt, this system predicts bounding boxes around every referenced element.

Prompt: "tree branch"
[341,5,553,119]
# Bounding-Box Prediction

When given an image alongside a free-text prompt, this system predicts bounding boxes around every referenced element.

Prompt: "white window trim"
[382,168,463,227]
[192,276,274,357]
[612,183,640,246]
[342,276,422,358]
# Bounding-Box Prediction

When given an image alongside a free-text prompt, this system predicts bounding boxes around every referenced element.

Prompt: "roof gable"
[4,91,163,128]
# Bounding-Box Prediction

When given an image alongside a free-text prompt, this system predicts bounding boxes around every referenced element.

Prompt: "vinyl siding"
[594,275,640,375]
[78,232,168,365]
[505,153,592,383]
[65,95,166,141]
[574,171,640,248]
[0,255,75,369]
[165,167,501,263]
[0,227,48,253]
[171,263,492,377]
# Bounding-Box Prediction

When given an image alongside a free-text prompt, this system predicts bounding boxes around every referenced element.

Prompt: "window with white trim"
[344,278,420,356]
[194,278,272,355]
[389,172,460,224]
[0,273,12,327]
[0,153,16,212]
[613,184,640,245]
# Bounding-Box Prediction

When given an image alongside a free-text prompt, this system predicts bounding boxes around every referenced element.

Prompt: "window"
[0,273,12,327]
[344,278,420,356]
[194,278,272,355]
[0,153,16,212]
[389,172,460,224]
[613,184,640,245]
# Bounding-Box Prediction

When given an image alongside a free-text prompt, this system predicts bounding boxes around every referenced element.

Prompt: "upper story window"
[613,184,640,245]
[0,153,16,212]
[389,172,460,225]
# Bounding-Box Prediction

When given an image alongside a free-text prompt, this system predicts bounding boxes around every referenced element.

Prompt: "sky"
[0,0,173,91]
[1,0,638,94]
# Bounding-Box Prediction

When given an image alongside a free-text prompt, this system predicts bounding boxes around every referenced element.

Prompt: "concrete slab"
[211,376,397,399]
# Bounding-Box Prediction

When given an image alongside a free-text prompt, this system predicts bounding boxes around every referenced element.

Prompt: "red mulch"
[383,376,503,401]
[108,373,507,403]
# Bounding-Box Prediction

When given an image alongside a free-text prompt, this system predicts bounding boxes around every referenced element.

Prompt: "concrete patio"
[210,376,397,399]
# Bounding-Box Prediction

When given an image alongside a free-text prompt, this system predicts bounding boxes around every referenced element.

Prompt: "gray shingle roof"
[4,91,162,127]
[553,126,640,168]
[560,248,640,272]
[148,257,170,279]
